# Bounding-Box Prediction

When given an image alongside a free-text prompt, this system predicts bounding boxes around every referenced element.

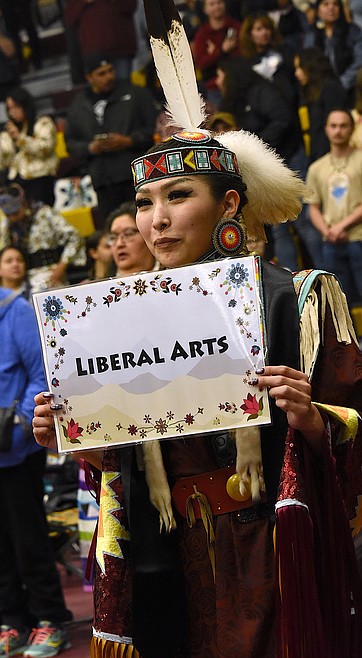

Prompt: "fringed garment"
[89,262,362,658]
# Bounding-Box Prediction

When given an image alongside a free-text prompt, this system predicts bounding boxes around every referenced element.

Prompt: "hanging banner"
[33,256,271,453]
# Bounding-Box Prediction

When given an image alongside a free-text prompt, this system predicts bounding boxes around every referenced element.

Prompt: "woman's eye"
[168,189,191,201]
[135,198,151,209]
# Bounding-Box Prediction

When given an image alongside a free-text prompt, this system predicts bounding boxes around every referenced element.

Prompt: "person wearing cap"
[64,53,158,224]
[0,183,86,293]
[33,1,362,657]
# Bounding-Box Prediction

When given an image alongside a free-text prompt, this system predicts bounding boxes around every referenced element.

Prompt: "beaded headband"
[131,131,243,191]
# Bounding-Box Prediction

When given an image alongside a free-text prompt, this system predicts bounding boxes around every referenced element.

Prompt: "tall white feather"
[150,19,207,131]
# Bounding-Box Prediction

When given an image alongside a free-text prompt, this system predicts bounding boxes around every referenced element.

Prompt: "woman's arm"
[17,116,57,157]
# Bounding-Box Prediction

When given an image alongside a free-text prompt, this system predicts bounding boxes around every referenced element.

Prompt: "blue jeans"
[322,241,362,305]
[272,147,323,271]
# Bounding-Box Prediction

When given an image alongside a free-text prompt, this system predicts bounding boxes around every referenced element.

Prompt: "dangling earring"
[212,212,248,258]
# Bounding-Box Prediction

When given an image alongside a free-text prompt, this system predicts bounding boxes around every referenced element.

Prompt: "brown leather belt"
[172,466,261,520]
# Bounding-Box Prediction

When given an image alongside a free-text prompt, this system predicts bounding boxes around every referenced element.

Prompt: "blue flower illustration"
[226,263,249,288]
[43,296,64,320]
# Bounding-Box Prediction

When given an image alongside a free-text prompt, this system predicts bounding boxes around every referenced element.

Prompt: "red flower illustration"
[184,413,195,425]
[62,418,84,444]
[128,424,138,436]
[240,393,264,420]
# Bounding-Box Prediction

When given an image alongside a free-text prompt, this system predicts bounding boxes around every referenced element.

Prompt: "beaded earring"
[211,213,248,257]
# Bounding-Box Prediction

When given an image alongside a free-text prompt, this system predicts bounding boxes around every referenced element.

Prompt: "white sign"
[33,257,271,453]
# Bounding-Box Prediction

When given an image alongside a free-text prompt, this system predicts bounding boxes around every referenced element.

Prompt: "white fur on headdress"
[218,130,306,241]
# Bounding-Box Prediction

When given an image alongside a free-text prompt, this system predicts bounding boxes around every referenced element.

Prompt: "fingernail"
[248,378,259,386]
[43,392,53,399]
[50,403,63,411]
[255,368,265,375]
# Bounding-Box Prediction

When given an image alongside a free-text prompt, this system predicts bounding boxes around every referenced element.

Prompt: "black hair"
[199,174,248,214]
[296,47,337,103]
[106,201,137,232]
[325,107,354,128]
[6,87,36,134]
[0,245,29,270]
[85,229,113,280]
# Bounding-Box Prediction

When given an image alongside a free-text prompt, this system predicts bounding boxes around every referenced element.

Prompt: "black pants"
[0,450,71,630]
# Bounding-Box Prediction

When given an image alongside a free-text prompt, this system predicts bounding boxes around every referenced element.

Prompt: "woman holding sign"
[33,1,362,657]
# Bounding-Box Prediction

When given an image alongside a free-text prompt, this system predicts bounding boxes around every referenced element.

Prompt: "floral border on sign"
[115,406,204,439]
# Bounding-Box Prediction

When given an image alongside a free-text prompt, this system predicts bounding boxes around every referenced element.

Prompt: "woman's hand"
[253,366,325,452]
[33,391,58,451]
[6,120,19,141]
[33,391,104,469]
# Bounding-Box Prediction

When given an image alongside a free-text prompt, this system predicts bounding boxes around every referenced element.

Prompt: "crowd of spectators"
[0,3,361,656]
[1,0,362,298]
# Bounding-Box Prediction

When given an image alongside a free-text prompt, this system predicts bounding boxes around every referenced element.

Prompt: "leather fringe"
[90,636,140,658]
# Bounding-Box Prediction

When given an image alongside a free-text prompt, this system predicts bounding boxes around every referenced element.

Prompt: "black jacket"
[65,81,158,188]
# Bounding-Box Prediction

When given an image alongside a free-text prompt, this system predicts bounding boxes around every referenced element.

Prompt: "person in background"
[192,0,241,106]
[85,230,113,281]
[216,57,295,161]
[0,87,58,206]
[240,0,306,47]
[294,47,349,163]
[0,245,30,299]
[350,66,362,148]
[303,0,362,98]
[0,30,19,103]
[0,287,72,658]
[207,110,238,133]
[0,0,42,71]
[349,0,362,31]
[64,53,158,224]
[239,12,297,105]
[63,0,137,82]
[106,201,157,277]
[307,108,362,306]
[0,183,86,294]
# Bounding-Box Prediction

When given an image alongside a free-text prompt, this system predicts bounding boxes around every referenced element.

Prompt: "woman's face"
[294,56,308,86]
[317,0,340,25]
[0,248,26,287]
[215,68,226,92]
[250,20,272,50]
[109,213,155,275]
[90,234,113,267]
[6,97,26,125]
[135,175,236,269]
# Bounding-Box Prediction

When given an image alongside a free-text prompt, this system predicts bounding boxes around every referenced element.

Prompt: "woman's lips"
[153,237,179,248]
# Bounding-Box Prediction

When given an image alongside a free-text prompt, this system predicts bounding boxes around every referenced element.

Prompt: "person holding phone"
[64,52,158,224]
[192,0,241,106]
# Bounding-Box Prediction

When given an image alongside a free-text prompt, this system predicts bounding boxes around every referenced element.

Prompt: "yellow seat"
[351,305,362,337]
[61,207,95,237]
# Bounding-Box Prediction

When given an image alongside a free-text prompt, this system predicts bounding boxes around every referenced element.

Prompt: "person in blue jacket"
[0,287,72,658]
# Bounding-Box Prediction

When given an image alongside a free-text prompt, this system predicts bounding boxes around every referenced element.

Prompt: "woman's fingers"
[33,391,58,451]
